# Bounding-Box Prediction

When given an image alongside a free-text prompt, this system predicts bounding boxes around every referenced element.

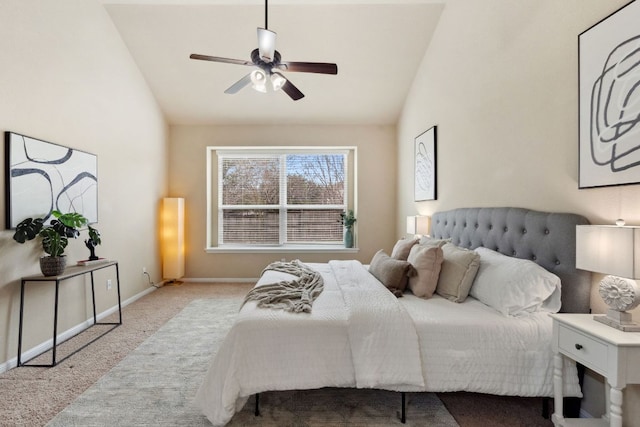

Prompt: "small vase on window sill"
[339,210,356,249]
[344,227,354,248]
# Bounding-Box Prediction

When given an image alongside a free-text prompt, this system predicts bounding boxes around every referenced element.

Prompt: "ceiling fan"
[189,0,338,101]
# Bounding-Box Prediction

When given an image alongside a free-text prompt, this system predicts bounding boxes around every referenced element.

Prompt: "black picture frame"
[414,126,437,201]
[578,0,640,189]
[5,132,98,229]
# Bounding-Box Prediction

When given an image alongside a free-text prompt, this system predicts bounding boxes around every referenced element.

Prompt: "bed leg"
[254,393,260,417]
[542,397,550,419]
[400,392,406,424]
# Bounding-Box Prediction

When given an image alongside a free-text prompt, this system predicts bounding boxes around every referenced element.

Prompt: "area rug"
[47,297,459,426]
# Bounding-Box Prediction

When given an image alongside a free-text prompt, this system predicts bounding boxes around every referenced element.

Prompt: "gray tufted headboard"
[430,207,591,314]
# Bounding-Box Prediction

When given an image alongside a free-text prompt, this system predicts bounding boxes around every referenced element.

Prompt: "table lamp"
[406,215,431,237]
[576,223,640,331]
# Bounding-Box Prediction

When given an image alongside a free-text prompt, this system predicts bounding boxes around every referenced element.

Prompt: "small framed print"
[414,126,437,201]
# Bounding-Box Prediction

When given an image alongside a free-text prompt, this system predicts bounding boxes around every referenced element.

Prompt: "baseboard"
[182,277,257,283]
[0,285,157,374]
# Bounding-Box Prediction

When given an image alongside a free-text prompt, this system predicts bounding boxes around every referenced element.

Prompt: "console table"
[17,261,122,367]
[550,313,640,427]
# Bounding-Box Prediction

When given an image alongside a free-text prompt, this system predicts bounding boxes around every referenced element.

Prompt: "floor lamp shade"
[162,198,185,280]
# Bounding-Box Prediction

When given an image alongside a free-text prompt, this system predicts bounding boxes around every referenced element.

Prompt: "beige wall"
[169,124,397,279]
[397,0,636,420]
[0,0,168,368]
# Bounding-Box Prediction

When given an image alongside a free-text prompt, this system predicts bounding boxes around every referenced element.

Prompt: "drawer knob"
[575,344,583,350]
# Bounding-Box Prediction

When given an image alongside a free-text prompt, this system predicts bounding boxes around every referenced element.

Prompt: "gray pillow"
[369,250,414,293]
[435,243,480,302]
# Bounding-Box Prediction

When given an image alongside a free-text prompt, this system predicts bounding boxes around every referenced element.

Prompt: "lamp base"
[594,309,640,332]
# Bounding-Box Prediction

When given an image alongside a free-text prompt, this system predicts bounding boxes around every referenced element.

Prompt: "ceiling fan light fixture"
[257,28,277,62]
[189,0,337,101]
[271,72,286,91]
[250,69,268,93]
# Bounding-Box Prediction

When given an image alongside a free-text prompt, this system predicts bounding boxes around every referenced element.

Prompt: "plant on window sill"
[339,210,356,248]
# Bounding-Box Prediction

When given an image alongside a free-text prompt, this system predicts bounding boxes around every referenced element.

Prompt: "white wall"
[0,0,168,368]
[397,0,637,421]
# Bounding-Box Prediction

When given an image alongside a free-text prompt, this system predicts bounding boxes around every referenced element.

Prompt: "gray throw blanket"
[241,260,324,313]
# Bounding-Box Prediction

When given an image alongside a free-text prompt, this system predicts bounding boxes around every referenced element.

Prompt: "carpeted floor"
[0,282,553,426]
[46,298,459,426]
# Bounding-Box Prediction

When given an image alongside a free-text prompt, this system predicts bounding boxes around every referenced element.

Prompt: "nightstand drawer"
[558,325,608,374]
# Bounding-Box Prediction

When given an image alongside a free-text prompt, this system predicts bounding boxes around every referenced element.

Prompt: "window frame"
[206,146,358,253]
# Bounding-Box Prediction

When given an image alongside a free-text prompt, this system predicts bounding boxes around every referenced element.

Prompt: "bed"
[195,207,591,426]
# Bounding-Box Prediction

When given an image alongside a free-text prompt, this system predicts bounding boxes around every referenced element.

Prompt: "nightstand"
[550,313,640,427]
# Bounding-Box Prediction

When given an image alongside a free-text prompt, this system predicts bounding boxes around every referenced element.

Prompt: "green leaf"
[56,212,88,229]
[12,218,44,243]
[40,228,68,257]
[88,225,101,246]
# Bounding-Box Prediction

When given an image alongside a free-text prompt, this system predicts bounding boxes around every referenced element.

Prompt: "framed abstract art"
[414,126,437,201]
[5,132,98,228]
[579,0,640,188]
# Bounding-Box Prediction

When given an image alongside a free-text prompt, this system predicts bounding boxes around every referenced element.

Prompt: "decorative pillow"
[470,247,562,317]
[418,236,451,248]
[391,238,419,261]
[369,250,414,293]
[435,243,481,302]
[407,244,444,298]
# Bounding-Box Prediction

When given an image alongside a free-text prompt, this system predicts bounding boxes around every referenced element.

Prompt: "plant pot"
[344,228,354,248]
[40,256,67,276]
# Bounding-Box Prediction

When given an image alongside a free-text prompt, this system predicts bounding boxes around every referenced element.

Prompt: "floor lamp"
[162,197,185,284]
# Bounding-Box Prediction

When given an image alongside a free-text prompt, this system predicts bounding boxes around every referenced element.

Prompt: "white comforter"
[195,261,424,426]
[195,260,581,426]
[400,293,582,397]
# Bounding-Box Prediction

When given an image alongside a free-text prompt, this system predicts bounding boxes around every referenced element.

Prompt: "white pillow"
[470,247,562,317]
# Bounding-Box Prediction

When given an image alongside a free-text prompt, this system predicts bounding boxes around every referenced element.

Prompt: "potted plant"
[13,210,88,276]
[339,210,357,248]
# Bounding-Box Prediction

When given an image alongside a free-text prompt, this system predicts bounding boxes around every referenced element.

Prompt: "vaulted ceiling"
[101,0,444,125]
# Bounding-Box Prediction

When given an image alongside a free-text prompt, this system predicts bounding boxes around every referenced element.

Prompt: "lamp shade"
[406,215,430,236]
[416,216,431,236]
[406,216,416,234]
[162,197,185,280]
[576,225,640,279]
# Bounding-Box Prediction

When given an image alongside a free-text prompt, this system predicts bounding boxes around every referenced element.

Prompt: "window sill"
[205,245,359,254]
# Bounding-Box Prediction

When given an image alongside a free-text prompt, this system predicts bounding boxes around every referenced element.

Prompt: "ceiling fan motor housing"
[251,48,281,69]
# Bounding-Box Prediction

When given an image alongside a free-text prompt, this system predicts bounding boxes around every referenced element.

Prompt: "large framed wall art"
[4,132,98,228]
[414,126,437,201]
[579,0,640,189]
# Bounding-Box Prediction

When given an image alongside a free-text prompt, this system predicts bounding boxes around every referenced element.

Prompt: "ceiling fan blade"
[257,28,276,63]
[277,61,338,75]
[190,54,253,67]
[224,73,253,94]
[280,77,305,101]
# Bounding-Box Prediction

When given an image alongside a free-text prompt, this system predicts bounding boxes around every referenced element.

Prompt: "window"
[207,147,356,251]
